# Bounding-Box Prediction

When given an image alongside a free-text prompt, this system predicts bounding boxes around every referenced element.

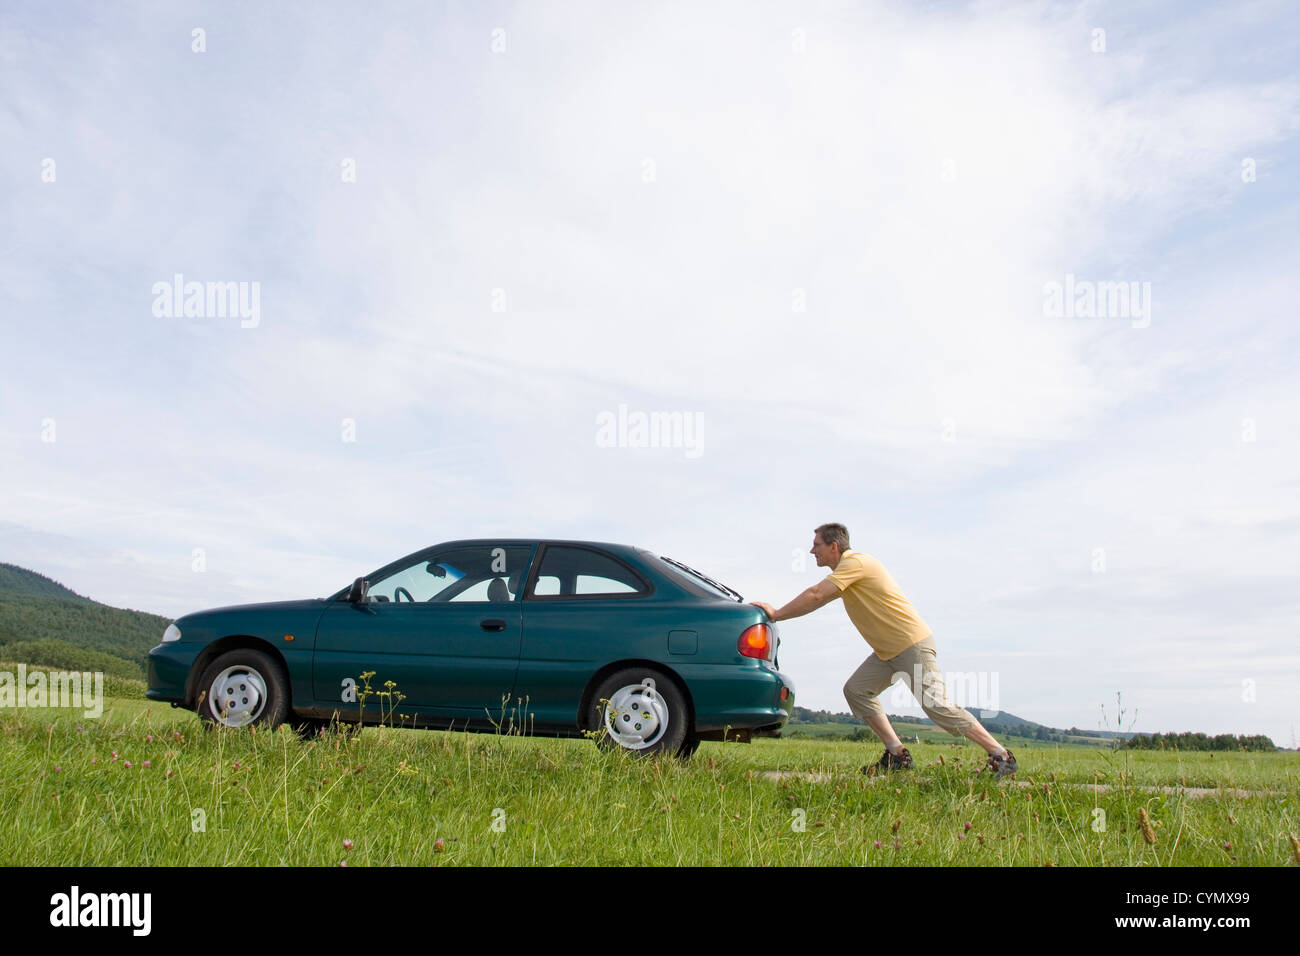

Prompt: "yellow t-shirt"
[825,550,931,659]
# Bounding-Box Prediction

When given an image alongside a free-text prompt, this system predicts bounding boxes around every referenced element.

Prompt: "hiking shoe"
[863,747,913,775]
[980,748,1019,778]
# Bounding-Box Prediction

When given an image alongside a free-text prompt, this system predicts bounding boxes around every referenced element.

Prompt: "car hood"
[159,599,336,650]
[179,598,330,621]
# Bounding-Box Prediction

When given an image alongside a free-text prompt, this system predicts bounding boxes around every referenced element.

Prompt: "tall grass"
[1,699,1296,866]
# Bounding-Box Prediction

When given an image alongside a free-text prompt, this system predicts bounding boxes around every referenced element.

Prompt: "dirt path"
[757,770,1286,799]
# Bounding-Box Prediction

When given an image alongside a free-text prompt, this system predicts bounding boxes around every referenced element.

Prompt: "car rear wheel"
[196,649,289,730]
[588,668,690,758]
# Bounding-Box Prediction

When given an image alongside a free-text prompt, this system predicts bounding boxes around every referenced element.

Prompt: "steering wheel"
[394,586,414,603]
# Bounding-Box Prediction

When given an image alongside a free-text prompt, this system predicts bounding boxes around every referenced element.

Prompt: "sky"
[2,0,1297,745]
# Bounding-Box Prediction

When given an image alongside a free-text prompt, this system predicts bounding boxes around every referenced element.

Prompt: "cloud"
[1,0,1297,743]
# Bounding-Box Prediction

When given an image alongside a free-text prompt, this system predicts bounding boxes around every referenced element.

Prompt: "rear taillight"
[738,623,773,660]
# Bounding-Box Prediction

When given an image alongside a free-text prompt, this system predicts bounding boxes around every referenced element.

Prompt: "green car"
[147,539,794,757]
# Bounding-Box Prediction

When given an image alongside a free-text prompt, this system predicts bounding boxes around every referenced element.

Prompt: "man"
[750,523,1018,777]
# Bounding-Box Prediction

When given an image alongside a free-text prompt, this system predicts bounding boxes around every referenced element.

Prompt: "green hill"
[0,564,92,602]
[791,705,1047,731]
[0,562,169,678]
[787,705,1121,747]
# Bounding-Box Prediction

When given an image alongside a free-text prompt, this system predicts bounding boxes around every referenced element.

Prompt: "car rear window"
[647,553,742,601]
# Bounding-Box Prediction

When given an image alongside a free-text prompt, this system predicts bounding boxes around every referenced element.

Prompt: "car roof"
[431,539,645,552]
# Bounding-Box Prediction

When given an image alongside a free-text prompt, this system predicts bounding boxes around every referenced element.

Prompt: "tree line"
[1124,732,1275,752]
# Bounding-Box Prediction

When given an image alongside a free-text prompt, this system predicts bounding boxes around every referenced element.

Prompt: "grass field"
[2,698,1297,866]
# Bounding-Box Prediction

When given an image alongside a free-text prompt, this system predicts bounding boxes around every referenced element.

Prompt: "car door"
[312,544,536,721]
[514,544,656,727]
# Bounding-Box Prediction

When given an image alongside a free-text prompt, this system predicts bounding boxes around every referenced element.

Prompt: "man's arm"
[750,578,841,622]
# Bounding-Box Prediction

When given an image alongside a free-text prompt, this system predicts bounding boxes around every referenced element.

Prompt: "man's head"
[811,523,850,567]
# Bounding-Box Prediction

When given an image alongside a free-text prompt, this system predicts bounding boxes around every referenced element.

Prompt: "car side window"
[368,546,533,603]
[527,546,648,598]
[576,574,637,594]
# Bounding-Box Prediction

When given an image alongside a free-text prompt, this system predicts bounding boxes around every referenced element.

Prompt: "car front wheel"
[588,669,691,758]
[196,649,289,729]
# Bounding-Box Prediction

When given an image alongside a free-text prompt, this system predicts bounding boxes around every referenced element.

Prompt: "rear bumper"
[674,662,794,734]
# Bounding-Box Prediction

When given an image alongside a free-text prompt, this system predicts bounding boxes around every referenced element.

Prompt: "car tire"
[196,649,289,730]
[677,733,701,759]
[588,668,690,758]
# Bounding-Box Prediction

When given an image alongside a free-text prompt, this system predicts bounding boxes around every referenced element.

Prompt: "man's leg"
[844,654,906,754]
[864,713,906,754]
[905,636,1010,758]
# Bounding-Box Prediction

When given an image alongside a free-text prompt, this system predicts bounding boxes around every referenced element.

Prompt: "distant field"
[0,659,146,701]
[1,698,1296,866]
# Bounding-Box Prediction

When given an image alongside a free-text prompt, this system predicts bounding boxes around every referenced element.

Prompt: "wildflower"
[233,761,242,770]
[339,860,347,867]
[76,727,83,733]
[873,840,882,849]
[143,761,151,768]
[111,752,118,762]
[166,770,174,778]
[891,817,902,833]
[1223,842,1232,851]
[146,735,153,743]
[124,761,132,768]
[434,838,445,852]
[964,821,972,831]
[54,766,62,772]
[173,731,183,742]
[1138,808,1156,845]
[343,839,354,851]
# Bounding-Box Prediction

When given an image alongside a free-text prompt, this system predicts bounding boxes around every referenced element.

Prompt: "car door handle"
[480,619,507,632]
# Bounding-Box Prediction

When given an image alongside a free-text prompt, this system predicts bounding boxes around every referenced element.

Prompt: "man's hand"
[750,579,840,622]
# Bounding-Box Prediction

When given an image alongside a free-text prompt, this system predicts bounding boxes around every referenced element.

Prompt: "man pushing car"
[750,523,1018,777]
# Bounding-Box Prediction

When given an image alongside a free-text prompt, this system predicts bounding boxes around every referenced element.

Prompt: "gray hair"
[814,523,849,551]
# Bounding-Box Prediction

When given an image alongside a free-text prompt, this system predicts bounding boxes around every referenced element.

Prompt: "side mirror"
[348,577,370,604]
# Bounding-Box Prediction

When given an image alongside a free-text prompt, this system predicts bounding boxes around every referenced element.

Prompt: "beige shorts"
[842,635,978,736]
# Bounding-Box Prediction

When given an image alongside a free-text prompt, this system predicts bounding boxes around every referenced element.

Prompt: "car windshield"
[356,544,536,603]
[645,552,743,601]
